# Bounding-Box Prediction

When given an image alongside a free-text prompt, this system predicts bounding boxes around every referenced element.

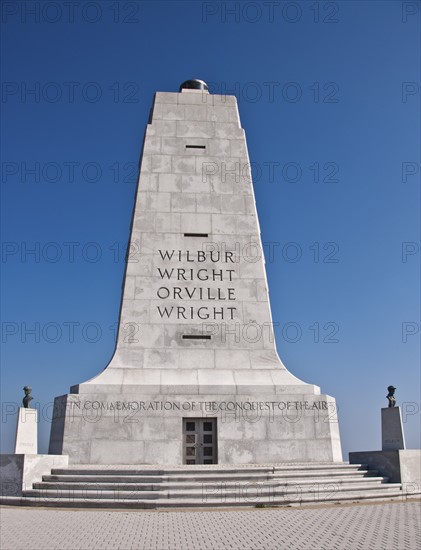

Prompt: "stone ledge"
[349,450,421,492]
[0,454,69,496]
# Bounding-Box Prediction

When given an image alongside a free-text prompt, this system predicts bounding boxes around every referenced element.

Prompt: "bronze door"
[183,418,217,464]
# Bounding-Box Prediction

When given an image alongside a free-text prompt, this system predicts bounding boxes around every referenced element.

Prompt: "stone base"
[49,391,342,465]
[381,407,406,450]
[14,407,37,454]
[349,450,421,493]
[0,454,69,496]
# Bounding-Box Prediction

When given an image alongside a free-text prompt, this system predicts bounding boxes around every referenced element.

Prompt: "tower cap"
[179,79,209,92]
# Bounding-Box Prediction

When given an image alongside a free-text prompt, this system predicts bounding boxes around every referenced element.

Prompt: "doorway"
[183,418,217,464]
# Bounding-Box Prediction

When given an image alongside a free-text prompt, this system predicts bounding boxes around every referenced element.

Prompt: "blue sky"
[1,0,420,458]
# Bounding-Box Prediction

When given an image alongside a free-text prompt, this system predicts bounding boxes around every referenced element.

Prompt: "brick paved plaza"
[1,500,420,550]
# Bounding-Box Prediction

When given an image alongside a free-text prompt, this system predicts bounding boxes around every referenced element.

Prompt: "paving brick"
[0,501,420,550]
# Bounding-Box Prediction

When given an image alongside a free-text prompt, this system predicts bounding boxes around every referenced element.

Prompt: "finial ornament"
[386,385,396,408]
[22,386,33,408]
[179,79,209,92]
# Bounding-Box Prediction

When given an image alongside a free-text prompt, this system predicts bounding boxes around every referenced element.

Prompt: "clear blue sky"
[1,0,420,459]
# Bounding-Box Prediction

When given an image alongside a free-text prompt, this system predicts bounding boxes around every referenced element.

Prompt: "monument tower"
[49,80,342,465]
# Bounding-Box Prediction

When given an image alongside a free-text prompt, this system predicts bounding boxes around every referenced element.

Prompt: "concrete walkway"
[1,500,420,550]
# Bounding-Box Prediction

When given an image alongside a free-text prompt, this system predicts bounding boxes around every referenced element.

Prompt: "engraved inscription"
[156,249,238,320]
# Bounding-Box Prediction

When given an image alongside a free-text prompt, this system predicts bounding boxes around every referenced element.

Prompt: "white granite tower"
[49,80,342,465]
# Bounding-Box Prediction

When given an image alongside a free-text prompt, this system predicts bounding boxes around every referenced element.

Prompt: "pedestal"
[50,391,342,465]
[14,408,37,454]
[382,407,406,451]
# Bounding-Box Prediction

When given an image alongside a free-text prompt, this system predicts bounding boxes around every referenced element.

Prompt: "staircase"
[2,463,413,508]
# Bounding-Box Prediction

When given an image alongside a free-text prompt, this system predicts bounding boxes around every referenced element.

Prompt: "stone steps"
[49,463,368,476]
[45,465,377,483]
[8,488,409,509]
[2,463,415,508]
[34,476,389,491]
[43,471,380,484]
[25,482,402,500]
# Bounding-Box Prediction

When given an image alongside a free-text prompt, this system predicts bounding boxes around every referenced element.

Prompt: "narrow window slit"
[185,145,206,149]
[184,233,209,238]
[182,335,211,340]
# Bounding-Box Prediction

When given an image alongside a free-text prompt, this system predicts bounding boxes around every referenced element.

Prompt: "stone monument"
[350,386,420,492]
[1,387,68,497]
[382,386,405,451]
[49,80,342,465]
[15,386,37,454]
